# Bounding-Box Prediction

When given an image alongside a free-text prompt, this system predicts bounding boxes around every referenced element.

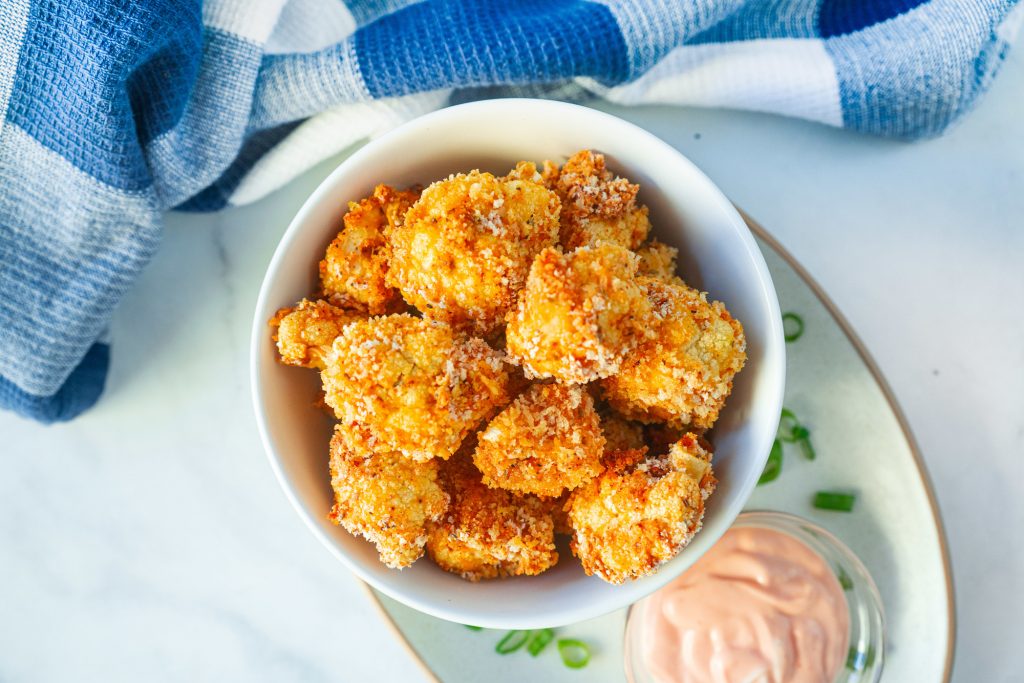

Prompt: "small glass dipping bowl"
[624,511,885,683]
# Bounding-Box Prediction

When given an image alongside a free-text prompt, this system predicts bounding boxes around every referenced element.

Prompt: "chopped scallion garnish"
[757,439,783,485]
[846,645,876,670]
[836,566,854,591]
[557,639,591,669]
[778,408,800,442]
[797,434,816,460]
[814,491,856,512]
[495,630,530,654]
[782,312,805,342]
[464,625,483,631]
[527,628,555,656]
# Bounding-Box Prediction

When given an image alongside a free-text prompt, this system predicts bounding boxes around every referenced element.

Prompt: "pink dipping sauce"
[638,526,850,683]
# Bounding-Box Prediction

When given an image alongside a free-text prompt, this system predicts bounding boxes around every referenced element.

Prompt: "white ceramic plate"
[250,100,785,629]
[367,216,955,683]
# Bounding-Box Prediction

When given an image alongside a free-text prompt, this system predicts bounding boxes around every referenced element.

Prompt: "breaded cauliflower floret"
[426,454,558,580]
[322,314,512,461]
[598,407,646,453]
[504,160,559,189]
[319,184,419,314]
[270,299,364,369]
[567,433,716,584]
[386,170,560,334]
[506,242,654,383]
[328,426,448,569]
[635,239,684,285]
[473,383,605,498]
[601,278,746,429]
[555,150,651,250]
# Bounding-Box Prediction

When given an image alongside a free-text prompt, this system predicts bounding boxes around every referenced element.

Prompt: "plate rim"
[363,208,957,683]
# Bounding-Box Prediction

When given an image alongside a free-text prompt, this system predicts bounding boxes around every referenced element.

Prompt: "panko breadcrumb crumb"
[386,170,560,334]
[270,299,364,369]
[601,278,746,429]
[321,314,512,461]
[426,453,558,580]
[556,150,651,250]
[328,426,448,569]
[567,433,716,584]
[473,383,605,498]
[506,242,654,383]
[319,184,418,314]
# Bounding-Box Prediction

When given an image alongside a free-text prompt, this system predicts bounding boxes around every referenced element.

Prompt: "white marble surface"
[2,49,1022,683]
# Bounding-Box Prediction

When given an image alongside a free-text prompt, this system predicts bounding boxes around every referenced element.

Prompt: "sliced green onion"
[846,645,876,670]
[778,408,800,442]
[527,628,555,656]
[814,491,856,512]
[495,630,530,654]
[836,566,854,591]
[757,439,783,485]
[797,434,816,460]
[557,639,592,669]
[464,625,483,631]
[782,312,805,342]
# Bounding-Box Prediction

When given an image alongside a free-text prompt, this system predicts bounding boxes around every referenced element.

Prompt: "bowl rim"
[249,98,786,628]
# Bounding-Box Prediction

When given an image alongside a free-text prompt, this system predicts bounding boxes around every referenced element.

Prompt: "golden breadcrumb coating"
[506,242,654,382]
[386,170,560,334]
[567,433,716,584]
[426,454,558,580]
[504,160,560,189]
[270,299,364,369]
[598,408,646,453]
[555,150,651,250]
[473,383,605,498]
[327,426,448,569]
[635,239,684,285]
[319,184,419,314]
[601,278,746,429]
[321,314,512,461]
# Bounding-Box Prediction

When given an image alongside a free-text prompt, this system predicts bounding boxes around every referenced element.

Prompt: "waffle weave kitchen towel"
[1,0,1021,422]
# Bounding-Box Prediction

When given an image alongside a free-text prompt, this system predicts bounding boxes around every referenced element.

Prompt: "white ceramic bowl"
[251,99,785,629]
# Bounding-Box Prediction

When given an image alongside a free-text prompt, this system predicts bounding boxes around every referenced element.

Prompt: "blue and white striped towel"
[1,0,1021,423]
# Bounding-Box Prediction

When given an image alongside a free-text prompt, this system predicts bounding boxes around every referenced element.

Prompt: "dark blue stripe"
[818,0,929,38]
[6,0,201,191]
[355,0,628,98]
[0,343,110,424]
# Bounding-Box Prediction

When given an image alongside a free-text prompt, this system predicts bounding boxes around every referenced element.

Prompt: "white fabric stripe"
[593,38,843,128]
[202,0,287,43]
[0,125,159,395]
[0,0,30,124]
[265,0,357,55]
[229,89,451,205]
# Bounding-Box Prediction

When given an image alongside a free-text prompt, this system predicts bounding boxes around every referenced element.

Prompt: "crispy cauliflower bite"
[328,426,448,569]
[506,242,654,382]
[601,278,746,429]
[598,408,646,453]
[635,239,684,285]
[385,170,560,334]
[427,453,558,580]
[556,150,651,250]
[321,314,512,461]
[473,383,605,498]
[319,184,419,315]
[270,299,364,369]
[567,433,715,584]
